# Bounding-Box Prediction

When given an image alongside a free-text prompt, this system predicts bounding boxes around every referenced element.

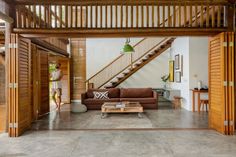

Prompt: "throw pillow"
[93,91,109,99]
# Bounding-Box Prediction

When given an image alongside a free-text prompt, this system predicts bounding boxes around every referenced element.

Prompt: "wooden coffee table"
[101,102,143,118]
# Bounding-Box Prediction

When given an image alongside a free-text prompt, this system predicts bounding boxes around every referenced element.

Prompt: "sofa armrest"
[153,91,158,100]
[81,93,87,104]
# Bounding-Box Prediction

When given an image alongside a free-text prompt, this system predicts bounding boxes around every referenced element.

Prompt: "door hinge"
[8,43,18,49]
[9,83,18,88]
[229,82,234,87]
[9,83,13,88]
[9,123,18,128]
[13,83,18,88]
[223,42,227,47]
[223,81,227,86]
[224,121,234,126]
[229,42,234,47]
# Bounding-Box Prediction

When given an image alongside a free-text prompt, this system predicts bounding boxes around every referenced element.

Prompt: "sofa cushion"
[93,91,109,99]
[87,88,120,98]
[84,98,120,105]
[120,98,156,104]
[120,88,153,98]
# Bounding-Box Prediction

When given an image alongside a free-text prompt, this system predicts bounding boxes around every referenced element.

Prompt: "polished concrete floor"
[1,100,235,157]
[31,100,208,130]
[0,130,236,157]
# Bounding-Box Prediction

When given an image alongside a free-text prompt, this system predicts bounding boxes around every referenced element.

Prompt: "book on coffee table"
[115,102,126,108]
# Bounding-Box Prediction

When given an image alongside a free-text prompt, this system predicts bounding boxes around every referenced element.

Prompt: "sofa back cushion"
[120,88,153,98]
[87,88,120,98]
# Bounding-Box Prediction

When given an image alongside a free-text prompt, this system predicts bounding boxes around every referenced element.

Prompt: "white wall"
[169,37,190,109]
[189,37,209,110]
[119,49,170,88]
[86,38,141,78]
[169,37,209,111]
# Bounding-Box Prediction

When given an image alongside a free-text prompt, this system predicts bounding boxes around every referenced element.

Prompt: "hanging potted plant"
[161,74,170,89]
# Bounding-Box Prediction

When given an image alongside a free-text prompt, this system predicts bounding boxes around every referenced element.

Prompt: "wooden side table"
[191,89,208,112]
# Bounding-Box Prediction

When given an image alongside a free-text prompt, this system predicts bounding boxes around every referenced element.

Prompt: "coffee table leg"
[101,113,108,119]
[138,112,143,118]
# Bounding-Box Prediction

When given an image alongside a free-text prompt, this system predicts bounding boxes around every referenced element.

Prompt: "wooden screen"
[8,34,31,137]
[209,32,235,135]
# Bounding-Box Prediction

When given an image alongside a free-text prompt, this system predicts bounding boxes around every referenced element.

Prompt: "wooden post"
[226,3,235,31]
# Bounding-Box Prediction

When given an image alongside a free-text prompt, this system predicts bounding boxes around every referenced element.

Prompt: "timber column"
[70,38,86,102]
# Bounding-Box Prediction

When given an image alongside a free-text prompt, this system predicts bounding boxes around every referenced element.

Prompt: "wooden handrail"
[85,38,146,82]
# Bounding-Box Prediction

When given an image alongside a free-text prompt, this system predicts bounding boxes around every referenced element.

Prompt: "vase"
[163,83,167,89]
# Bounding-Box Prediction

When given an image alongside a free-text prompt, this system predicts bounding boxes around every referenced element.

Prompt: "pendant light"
[121,38,135,54]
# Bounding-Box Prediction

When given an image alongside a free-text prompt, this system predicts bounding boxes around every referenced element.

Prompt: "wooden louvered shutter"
[8,34,31,137]
[209,33,227,134]
[209,32,235,135]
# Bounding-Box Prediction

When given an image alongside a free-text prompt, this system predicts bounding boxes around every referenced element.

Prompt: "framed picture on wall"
[175,71,181,83]
[175,54,180,70]
[169,60,174,82]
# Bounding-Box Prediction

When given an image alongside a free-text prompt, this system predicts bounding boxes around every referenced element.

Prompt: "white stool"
[71,103,87,113]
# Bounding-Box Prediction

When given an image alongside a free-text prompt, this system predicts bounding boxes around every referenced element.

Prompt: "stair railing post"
[130,53,133,69]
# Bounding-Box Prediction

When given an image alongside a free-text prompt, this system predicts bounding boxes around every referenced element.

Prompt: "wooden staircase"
[105,38,175,88]
[86,37,175,89]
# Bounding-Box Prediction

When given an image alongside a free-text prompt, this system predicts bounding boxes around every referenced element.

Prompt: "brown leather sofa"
[81,88,158,110]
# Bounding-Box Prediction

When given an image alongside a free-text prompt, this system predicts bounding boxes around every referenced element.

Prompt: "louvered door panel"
[16,36,31,136]
[209,33,226,134]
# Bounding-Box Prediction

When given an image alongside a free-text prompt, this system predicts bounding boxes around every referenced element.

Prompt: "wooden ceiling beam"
[31,38,69,57]
[14,0,230,5]
[14,28,227,38]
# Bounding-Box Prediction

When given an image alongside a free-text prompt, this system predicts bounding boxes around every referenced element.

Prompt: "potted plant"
[161,74,170,89]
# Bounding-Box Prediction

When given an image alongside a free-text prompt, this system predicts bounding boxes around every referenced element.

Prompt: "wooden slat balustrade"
[12,0,233,36]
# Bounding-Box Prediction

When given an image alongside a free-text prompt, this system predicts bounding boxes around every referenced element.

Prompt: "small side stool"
[199,99,209,113]
[172,96,183,109]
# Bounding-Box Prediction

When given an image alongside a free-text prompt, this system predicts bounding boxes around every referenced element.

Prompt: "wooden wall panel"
[70,38,86,100]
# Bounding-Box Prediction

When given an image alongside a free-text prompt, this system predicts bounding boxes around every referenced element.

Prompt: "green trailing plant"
[161,74,170,83]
